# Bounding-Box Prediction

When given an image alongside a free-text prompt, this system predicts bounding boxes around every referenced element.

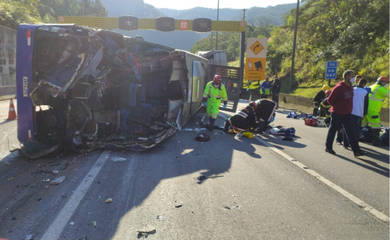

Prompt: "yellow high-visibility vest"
[368,83,389,112]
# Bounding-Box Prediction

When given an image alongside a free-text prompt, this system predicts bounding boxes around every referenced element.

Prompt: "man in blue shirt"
[260,76,271,98]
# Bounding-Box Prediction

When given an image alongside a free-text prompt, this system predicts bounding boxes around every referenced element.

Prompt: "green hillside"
[193,0,389,107]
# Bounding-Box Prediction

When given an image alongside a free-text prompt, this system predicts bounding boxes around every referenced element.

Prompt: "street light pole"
[82,0,85,16]
[216,0,220,50]
[289,0,300,91]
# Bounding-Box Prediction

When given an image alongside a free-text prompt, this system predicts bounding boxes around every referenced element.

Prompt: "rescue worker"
[254,99,277,134]
[313,84,331,116]
[224,101,257,132]
[203,74,228,131]
[362,76,389,145]
[319,90,331,122]
[260,76,271,98]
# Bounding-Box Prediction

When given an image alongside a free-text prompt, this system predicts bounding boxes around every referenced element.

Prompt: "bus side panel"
[16,25,40,144]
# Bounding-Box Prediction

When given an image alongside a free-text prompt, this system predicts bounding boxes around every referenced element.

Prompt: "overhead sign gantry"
[57,16,246,32]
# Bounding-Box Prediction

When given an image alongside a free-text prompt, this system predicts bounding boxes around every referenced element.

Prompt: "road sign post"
[325,61,338,86]
[245,38,268,81]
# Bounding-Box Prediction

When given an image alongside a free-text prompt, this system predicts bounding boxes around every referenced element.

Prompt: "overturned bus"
[16,24,219,159]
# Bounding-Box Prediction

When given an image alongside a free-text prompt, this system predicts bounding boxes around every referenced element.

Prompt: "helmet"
[249,101,257,109]
[377,76,389,82]
[325,90,331,96]
[213,75,222,83]
[322,84,331,91]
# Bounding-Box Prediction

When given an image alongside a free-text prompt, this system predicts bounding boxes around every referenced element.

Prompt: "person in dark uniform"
[224,101,257,132]
[254,99,277,134]
[271,75,281,109]
[313,84,331,116]
[319,90,332,123]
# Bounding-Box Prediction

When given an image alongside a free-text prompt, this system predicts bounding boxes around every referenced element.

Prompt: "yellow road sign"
[250,41,263,56]
[245,58,266,81]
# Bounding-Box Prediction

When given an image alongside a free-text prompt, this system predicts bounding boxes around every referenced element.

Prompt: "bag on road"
[359,126,373,142]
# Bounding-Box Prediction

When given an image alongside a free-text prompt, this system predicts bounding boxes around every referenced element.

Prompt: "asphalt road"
[0,99,388,240]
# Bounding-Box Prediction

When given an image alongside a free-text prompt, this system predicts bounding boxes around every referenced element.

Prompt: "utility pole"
[239,9,246,84]
[216,0,220,50]
[289,0,300,91]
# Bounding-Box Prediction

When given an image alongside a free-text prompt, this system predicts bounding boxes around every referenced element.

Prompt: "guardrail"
[239,88,389,127]
[0,86,16,100]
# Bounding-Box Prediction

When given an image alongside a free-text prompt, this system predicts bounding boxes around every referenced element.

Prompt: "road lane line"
[41,150,111,239]
[254,136,389,223]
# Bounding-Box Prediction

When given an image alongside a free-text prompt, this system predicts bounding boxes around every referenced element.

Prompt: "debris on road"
[182,128,207,132]
[175,204,183,208]
[105,198,113,203]
[8,177,14,181]
[157,215,163,221]
[195,133,211,142]
[39,161,68,173]
[69,222,75,226]
[197,175,207,184]
[111,157,127,162]
[234,132,243,139]
[52,170,59,175]
[93,221,97,227]
[197,174,224,184]
[50,176,66,185]
[137,225,156,237]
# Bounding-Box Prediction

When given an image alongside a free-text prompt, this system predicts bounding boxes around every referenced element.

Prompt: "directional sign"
[245,38,268,81]
[250,40,263,56]
[246,38,267,58]
[325,61,338,79]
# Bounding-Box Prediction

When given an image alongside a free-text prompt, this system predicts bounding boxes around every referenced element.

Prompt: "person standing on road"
[343,78,369,149]
[224,101,257,132]
[362,76,389,145]
[271,75,281,109]
[260,76,271,99]
[325,70,366,157]
[313,84,331,116]
[203,74,228,131]
[254,98,277,134]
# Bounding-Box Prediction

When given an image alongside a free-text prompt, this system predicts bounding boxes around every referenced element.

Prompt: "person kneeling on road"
[224,101,257,132]
[254,99,277,134]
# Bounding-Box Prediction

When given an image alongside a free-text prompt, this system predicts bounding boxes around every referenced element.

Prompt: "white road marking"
[255,136,390,223]
[41,150,111,239]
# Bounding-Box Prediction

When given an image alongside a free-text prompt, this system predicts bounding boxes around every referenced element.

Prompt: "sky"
[143,0,299,10]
